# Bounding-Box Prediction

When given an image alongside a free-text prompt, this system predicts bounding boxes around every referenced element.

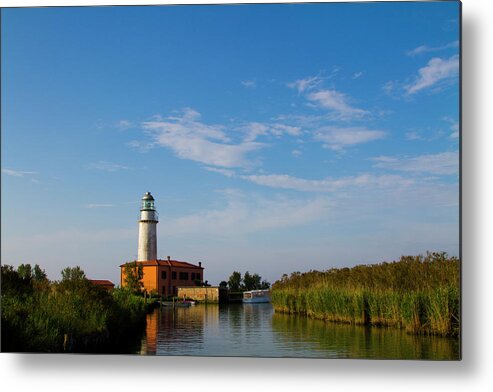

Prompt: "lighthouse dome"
[142,192,154,201]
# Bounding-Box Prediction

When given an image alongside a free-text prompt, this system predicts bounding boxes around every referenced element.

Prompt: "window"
[162,286,166,295]
[179,272,189,280]
[161,271,167,279]
[196,273,201,281]
[191,273,195,280]
[172,271,177,280]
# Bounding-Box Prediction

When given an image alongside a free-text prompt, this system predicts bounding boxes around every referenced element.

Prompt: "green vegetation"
[223,271,270,292]
[1,264,149,353]
[123,261,144,294]
[271,252,460,337]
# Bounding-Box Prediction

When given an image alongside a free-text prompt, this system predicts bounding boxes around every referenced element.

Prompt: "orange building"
[120,256,204,297]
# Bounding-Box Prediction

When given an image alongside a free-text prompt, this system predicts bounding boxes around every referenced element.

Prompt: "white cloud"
[313,126,386,151]
[241,79,256,88]
[270,124,302,137]
[405,55,459,95]
[382,80,397,96]
[116,120,132,129]
[405,128,445,142]
[450,123,459,139]
[372,151,459,176]
[204,167,236,178]
[160,192,334,235]
[406,41,459,57]
[142,108,265,168]
[287,75,323,93]
[243,122,269,142]
[241,173,413,192]
[2,169,37,177]
[127,140,154,152]
[443,117,459,139]
[405,131,423,141]
[307,89,368,119]
[352,72,363,79]
[88,161,128,172]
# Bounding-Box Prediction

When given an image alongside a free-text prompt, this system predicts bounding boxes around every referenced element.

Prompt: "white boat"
[242,290,271,303]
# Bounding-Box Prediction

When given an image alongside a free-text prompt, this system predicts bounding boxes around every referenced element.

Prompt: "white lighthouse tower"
[137,192,159,261]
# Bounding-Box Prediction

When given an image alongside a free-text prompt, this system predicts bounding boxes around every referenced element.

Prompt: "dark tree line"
[219,271,270,292]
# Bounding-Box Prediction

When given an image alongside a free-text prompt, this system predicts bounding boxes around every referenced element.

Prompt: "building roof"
[89,279,115,286]
[142,192,154,201]
[119,259,204,269]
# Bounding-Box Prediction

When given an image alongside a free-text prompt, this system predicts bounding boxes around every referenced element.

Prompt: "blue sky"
[1,2,460,285]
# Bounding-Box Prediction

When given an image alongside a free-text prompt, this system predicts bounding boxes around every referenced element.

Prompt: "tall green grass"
[271,252,460,337]
[1,264,148,353]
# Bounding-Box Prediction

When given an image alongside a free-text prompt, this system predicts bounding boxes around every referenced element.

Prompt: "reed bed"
[271,252,460,337]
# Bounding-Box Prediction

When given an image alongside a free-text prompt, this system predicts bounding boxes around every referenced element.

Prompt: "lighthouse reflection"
[140,303,459,359]
[141,305,209,355]
[140,304,273,356]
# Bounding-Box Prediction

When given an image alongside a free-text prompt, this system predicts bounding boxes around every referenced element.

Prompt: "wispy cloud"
[352,71,363,79]
[287,75,324,93]
[382,80,399,97]
[372,151,458,176]
[2,168,37,177]
[141,108,264,168]
[241,79,256,88]
[313,126,386,151]
[443,117,459,139]
[405,55,459,95]
[116,120,133,129]
[242,122,269,142]
[88,161,129,172]
[241,173,413,192]
[406,40,459,57]
[160,191,334,235]
[242,122,302,142]
[405,127,445,142]
[204,166,236,178]
[307,89,369,119]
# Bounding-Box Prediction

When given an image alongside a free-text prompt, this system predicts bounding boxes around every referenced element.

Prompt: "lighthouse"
[137,192,159,261]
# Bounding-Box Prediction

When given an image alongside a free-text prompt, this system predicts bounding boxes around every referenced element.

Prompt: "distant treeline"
[1,264,149,353]
[271,252,460,337]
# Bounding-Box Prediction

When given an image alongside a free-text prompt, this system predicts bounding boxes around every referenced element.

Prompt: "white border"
[2,0,492,391]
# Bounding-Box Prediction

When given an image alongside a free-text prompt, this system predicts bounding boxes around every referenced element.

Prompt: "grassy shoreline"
[1,264,150,353]
[271,252,460,337]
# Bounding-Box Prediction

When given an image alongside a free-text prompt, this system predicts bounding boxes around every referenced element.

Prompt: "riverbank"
[270,252,460,337]
[1,264,149,353]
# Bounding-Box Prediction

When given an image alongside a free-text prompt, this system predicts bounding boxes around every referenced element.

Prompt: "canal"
[140,303,460,360]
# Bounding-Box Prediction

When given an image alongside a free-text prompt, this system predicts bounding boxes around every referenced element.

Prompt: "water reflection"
[271,312,460,360]
[140,303,459,359]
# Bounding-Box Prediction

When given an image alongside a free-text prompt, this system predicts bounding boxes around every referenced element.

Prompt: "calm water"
[140,303,460,360]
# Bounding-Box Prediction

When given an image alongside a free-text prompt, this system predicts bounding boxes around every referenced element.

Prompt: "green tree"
[219,281,228,289]
[17,263,32,280]
[33,264,48,281]
[260,280,271,290]
[124,262,144,294]
[242,271,261,290]
[228,271,242,292]
[61,266,86,281]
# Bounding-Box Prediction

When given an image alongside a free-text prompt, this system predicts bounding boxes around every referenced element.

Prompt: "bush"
[1,264,148,353]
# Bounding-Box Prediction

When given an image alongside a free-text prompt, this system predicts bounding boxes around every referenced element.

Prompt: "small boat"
[242,290,271,303]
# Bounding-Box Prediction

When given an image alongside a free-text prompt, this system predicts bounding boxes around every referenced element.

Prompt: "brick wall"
[177,287,225,303]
